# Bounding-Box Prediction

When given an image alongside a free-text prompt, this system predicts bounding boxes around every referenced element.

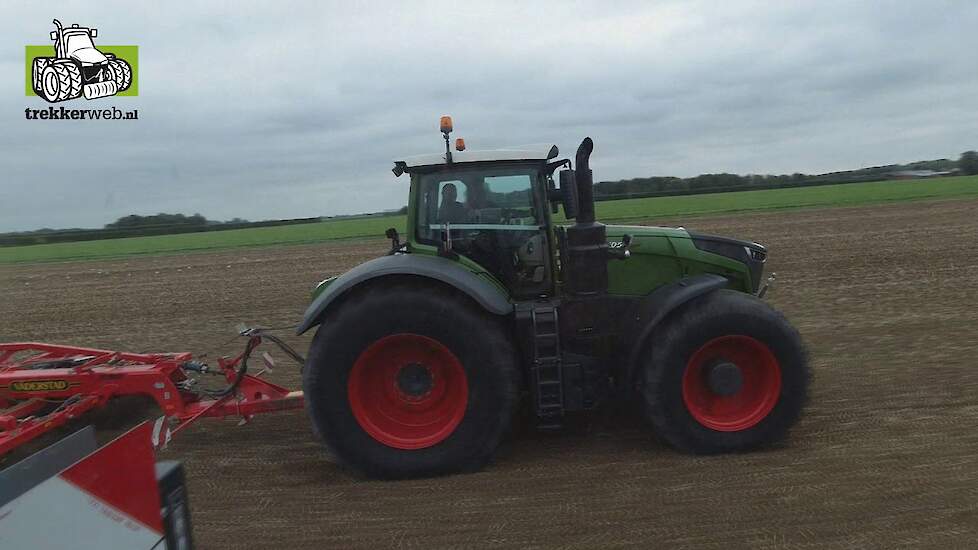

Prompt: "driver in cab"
[437,183,468,223]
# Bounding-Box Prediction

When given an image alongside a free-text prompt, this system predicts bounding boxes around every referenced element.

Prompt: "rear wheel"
[639,290,809,453]
[303,280,520,478]
[107,58,132,91]
[347,333,468,449]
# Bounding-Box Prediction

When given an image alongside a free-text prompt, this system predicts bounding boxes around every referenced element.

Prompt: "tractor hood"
[604,225,767,295]
[71,47,108,65]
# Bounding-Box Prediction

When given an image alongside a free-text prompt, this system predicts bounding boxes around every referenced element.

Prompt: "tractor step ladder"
[530,304,564,429]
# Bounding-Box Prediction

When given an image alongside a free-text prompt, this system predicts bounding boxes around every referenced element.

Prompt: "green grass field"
[3,175,977,264]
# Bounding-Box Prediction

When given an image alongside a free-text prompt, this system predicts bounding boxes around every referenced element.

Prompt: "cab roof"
[397,144,559,170]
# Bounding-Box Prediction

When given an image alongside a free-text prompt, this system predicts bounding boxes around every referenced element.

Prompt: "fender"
[623,273,729,385]
[296,254,513,335]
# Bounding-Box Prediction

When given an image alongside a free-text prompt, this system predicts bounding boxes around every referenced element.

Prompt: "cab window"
[416,167,549,297]
[418,170,538,236]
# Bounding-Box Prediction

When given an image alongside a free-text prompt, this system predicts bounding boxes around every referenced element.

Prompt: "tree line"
[0,213,320,246]
[591,152,974,201]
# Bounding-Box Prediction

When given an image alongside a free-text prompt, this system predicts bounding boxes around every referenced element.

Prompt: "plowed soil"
[2,199,977,549]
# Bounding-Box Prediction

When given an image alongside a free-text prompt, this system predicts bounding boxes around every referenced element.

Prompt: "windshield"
[416,166,539,241]
[64,32,96,55]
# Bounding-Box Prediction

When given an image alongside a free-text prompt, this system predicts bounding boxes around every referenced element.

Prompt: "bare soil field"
[3,199,977,549]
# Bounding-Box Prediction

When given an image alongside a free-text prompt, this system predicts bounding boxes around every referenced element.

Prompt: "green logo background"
[25,45,139,97]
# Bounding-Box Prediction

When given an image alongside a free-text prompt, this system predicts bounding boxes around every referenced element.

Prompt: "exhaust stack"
[575,137,596,224]
[563,137,608,296]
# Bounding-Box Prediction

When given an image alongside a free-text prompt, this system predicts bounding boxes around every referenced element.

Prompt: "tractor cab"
[397,121,565,299]
[52,20,107,65]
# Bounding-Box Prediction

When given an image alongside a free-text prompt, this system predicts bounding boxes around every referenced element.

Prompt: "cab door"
[413,165,553,299]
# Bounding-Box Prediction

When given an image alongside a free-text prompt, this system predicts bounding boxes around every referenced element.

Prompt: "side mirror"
[559,170,579,220]
[90,29,98,37]
[50,31,57,40]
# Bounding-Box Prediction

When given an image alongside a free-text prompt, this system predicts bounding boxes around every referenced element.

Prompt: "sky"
[1,0,977,232]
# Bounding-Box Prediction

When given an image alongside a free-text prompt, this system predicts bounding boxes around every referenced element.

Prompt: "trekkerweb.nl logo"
[24,18,138,120]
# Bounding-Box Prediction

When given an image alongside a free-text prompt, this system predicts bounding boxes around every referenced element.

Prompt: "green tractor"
[298,117,809,478]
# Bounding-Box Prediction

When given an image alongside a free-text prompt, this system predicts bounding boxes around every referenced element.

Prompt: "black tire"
[32,57,52,94]
[107,58,132,91]
[303,280,521,479]
[40,62,82,103]
[639,289,809,454]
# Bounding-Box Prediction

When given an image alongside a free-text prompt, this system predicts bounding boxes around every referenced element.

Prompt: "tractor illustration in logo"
[31,19,132,103]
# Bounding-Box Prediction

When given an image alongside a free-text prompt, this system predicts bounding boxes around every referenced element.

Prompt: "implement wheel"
[640,290,809,453]
[303,280,520,478]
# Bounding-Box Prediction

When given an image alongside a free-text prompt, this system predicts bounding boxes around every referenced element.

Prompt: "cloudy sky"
[2,1,977,232]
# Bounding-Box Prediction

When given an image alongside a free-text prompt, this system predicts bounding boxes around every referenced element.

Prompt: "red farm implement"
[0,329,305,458]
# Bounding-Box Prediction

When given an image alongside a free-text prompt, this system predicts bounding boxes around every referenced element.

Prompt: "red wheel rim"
[348,333,468,449]
[681,335,781,432]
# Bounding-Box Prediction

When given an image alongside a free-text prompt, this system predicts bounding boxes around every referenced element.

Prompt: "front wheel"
[303,280,521,479]
[639,290,810,453]
[39,63,82,103]
[32,57,52,94]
